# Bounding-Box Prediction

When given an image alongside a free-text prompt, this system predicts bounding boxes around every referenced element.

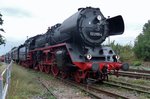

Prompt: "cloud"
[0,7,32,18]
[0,0,150,56]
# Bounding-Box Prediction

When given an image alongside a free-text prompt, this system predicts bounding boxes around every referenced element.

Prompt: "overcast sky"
[0,0,150,55]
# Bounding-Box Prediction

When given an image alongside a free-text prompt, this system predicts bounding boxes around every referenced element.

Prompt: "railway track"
[128,69,150,74]
[37,70,149,99]
[103,80,150,95]
[58,77,129,99]
[118,71,150,80]
[37,77,58,99]
[33,66,150,98]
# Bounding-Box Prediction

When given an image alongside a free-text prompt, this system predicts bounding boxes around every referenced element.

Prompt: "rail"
[58,77,129,99]
[0,61,13,99]
[118,71,150,80]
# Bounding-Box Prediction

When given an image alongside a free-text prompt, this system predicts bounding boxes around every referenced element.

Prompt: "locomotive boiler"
[11,7,129,83]
[34,7,124,46]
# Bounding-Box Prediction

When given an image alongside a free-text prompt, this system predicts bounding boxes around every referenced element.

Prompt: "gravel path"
[31,76,93,99]
[36,76,92,99]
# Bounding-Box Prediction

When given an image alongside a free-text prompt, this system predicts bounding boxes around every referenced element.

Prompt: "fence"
[0,61,13,99]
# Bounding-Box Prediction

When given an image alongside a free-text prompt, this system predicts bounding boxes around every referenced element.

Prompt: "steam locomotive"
[0,55,4,62]
[5,7,129,83]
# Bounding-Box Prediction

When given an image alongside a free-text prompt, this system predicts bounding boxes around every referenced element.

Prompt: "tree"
[0,12,5,45]
[134,20,150,61]
[110,41,134,62]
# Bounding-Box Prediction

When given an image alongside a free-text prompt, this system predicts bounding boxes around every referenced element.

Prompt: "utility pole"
[107,16,110,45]
[108,37,110,45]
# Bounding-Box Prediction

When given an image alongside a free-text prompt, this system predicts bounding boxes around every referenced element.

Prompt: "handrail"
[0,60,13,99]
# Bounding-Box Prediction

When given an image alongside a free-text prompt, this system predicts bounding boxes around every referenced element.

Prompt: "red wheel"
[39,64,44,72]
[23,61,30,68]
[33,64,39,70]
[74,71,82,83]
[34,66,39,70]
[61,72,68,79]
[22,62,25,67]
[26,65,29,68]
[25,63,29,68]
[44,65,50,74]
[51,65,59,77]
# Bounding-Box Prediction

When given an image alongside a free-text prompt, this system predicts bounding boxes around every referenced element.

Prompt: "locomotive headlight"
[116,55,120,60]
[97,15,102,21]
[86,54,92,60]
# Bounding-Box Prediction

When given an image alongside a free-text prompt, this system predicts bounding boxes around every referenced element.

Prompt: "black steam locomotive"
[6,7,129,83]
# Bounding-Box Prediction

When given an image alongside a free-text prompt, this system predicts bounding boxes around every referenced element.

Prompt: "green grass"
[131,60,142,66]
[0,62,6,73]
[108,75,150,98]
[109,75,150,87]
[129,65,150,70]
[0,62,2,66]
[107,75,150,99]
[7,64,55,99]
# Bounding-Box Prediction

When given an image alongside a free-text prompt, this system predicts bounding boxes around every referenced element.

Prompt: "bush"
[110,41,135,62]
[131,60,142,66]
[134,20,150,61]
